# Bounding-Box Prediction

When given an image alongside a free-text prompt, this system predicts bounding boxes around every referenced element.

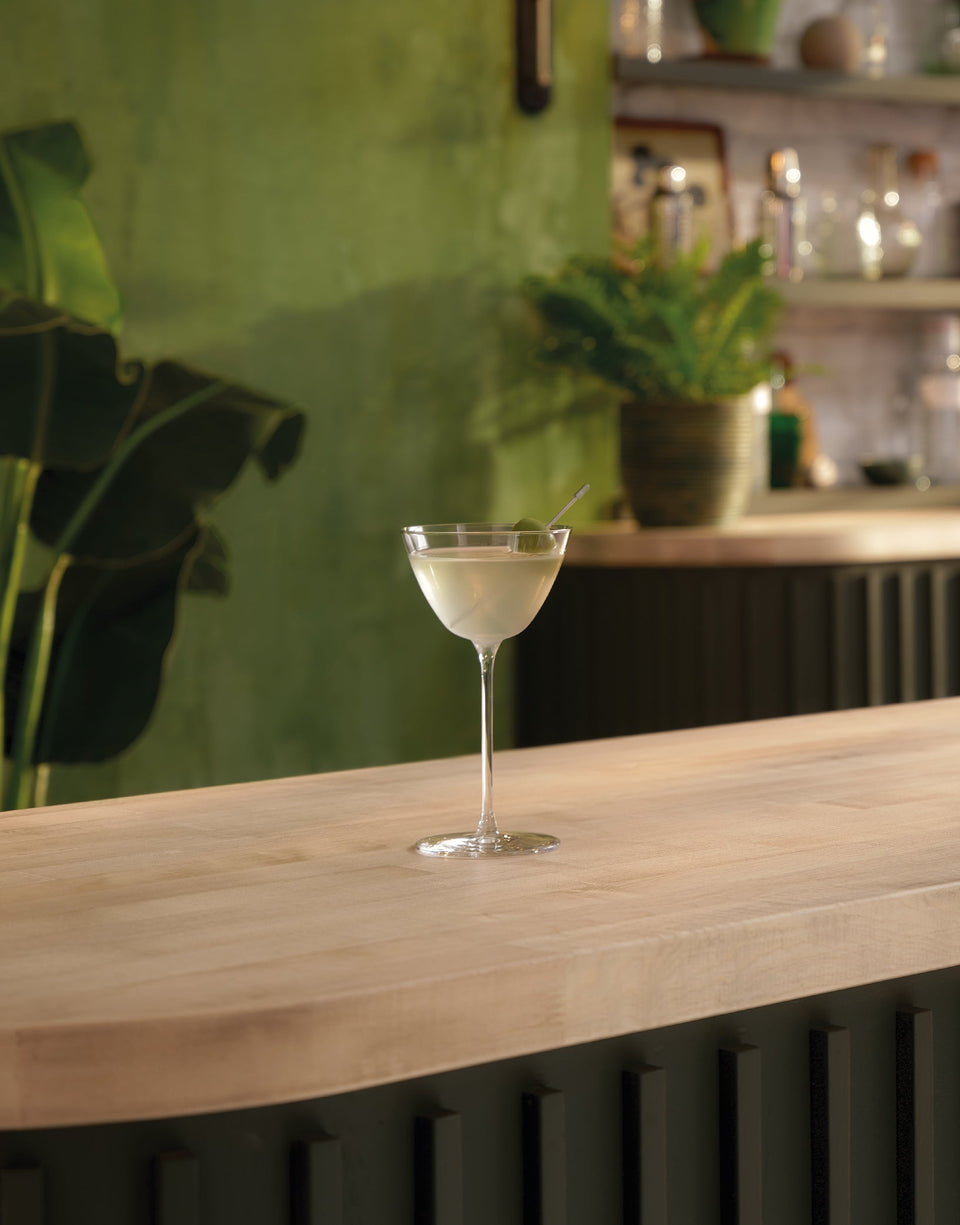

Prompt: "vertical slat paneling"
[865,570,886,705]
[153,1150,199,1225]
[523,1086,566,1225]
[929,568,949,698]
[597,571,630,738]
[652,572,677,732]
[830,573,865,710]
[415,1110,463,1225]
[582,571,614,740]
[700,569,745,726]
[292,1133,342,1225]
[944,568,960,694]
[912,570,933,699]
[0,1166,43,1225]
[788,571,830,715]
[718,1045,762,1225]
[898,568,917,702]
[622,1065,667,1225]
[879,572,899,703]
[744,571,789,720]
[672,570,700,728]
[896,1008,935,1225]
[516,558,960,747]
[810,1026,851,1225]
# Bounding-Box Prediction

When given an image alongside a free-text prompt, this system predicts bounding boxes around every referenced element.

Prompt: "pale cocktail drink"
[401,522,572,857]
[409,546,562,646]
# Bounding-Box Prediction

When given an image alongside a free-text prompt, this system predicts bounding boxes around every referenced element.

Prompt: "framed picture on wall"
[611,118,733,266]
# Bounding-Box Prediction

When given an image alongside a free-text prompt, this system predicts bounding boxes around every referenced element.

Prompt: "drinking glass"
[402,522,570,858]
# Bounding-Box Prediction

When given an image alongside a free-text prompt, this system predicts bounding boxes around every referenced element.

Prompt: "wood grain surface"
[2,699,960,1128]
[565,511,960,567]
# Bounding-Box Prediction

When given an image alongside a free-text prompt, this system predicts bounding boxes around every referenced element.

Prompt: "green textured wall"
[5,0,616,802]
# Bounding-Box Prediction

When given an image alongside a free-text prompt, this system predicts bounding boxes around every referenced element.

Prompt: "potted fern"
[522,238,782,527]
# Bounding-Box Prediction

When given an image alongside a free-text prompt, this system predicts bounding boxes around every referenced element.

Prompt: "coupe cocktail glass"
[402,522,570,858]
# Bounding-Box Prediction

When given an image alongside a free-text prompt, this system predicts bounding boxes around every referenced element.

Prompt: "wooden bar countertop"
[566,509,960,567]
[2,699,960,1129]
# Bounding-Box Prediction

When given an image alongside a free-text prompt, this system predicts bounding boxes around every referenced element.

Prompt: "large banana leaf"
[31,358,304,561]
[3,527,227,764]
[0,297,305,773]
[0,296,143,467]
[0,122,123,332]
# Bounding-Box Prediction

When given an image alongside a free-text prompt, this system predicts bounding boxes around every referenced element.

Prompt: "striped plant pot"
[620,396,755,528]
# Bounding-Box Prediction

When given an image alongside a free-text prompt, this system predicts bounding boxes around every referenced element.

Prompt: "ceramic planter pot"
[692,0,784,61]
[620,396,755,527]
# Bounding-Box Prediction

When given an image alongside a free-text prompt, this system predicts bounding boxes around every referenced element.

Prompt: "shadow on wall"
[49,272,613,804]
[187,270,609,526]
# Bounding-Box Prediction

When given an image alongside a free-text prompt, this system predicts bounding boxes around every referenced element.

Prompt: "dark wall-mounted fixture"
[516,0,552,113]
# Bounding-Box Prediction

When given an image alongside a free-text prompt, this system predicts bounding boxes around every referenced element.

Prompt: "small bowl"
[860,456,926,486]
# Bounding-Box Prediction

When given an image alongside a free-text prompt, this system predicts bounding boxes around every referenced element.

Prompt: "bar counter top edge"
[2,698,959,1128]
[567,509,960,566]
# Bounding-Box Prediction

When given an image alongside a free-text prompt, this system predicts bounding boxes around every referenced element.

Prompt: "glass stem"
[475,642,501,846]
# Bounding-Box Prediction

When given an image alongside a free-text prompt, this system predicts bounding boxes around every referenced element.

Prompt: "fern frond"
[522,237,782,405]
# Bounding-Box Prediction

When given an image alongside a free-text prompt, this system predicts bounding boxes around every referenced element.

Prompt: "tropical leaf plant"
[521,237,783,405]
[0,122,306,810]
[0,299,305,809]
[0,120,123,331]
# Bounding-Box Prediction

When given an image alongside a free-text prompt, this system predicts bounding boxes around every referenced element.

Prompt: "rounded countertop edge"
[4,701,960,1128]
[5,883,960,1129]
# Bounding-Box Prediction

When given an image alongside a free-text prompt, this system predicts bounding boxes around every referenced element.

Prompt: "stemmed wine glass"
[402,510,575,858]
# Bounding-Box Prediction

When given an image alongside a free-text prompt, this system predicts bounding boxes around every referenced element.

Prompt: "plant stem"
[4,551,70,811]
[32,763,50,808]
[34,572,107,767]
[0,458,40,808]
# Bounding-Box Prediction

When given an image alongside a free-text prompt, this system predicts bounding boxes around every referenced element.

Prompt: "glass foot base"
[414,831,560,858]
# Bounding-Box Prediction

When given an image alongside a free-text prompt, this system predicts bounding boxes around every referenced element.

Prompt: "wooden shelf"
[614,56,960,106]
[750,485,960,513]
[780,277,960,311]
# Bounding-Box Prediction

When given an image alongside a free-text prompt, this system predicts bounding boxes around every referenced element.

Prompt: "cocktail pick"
[546,483,589,527]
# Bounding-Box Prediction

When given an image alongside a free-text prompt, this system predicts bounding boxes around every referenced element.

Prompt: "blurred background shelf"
[614,57,960,106]
[781,278,960,310]
[750,484,960,512]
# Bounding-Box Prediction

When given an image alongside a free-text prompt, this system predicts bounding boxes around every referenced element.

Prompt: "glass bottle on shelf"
[749,380,772,494]
[768,358,801,488]
[917,314,960,484]
[759,148,808,283]
[902,149,956,277]
[610,0,701,61]
[650,163,695,264]
[814,190,862,278]
[856,145,922,280]
[839,0,891,76]
[611,0,663,60]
